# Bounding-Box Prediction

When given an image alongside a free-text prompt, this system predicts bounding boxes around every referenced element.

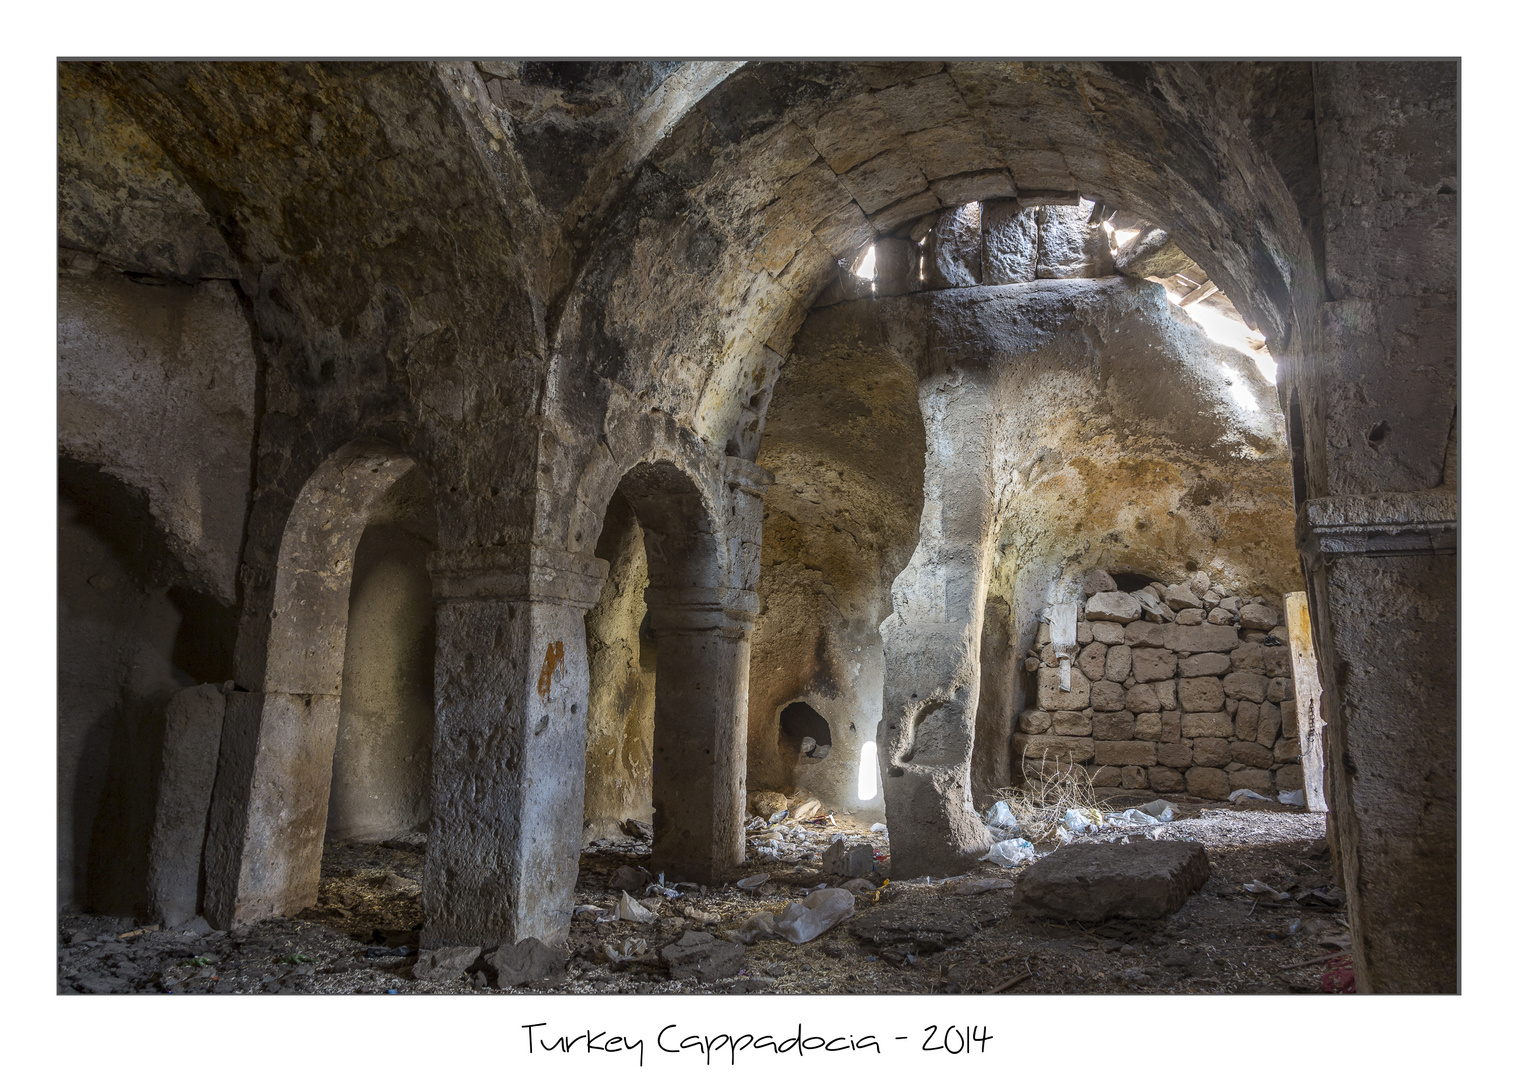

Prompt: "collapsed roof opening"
[1111,571,1161,593]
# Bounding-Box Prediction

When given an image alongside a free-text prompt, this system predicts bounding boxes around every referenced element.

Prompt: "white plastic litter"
[727,911,777,944]
[1062,808,1096,834]
[616,891,658,924]
[603,937,648,962]
[982,801,1020,833]
[1242,880,1292,902]
[1229,789,1272,803]
[1277,789,1307,806]
[736,873,770,890]
[869,822,888,833]
[1055,825,1075,844]
[775,887,856,943]
[981,837,1037,867]
[1106,808,1160,827]
[1137,799,1177,821]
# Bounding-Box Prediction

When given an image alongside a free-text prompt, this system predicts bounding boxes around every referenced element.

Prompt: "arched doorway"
[203,439,435,928]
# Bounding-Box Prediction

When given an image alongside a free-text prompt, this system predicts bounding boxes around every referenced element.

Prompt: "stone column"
[147,684,226,928]
[1297,491,1456,993]
[420,544,607,949]
[878,374,996,876]
[646,585,759,882]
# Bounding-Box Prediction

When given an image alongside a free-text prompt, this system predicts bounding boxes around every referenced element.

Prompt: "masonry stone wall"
[1014,572,1303,800]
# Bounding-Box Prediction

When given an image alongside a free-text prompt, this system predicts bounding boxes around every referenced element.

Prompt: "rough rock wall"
[582,493,656,837]
[748,306,926,811]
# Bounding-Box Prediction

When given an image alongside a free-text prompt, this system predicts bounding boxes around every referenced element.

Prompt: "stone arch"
[204,438,434,927]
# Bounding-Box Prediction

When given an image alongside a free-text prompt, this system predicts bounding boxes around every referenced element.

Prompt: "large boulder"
[1013,841,1210,922]
[1035,204,1115,278]
[981,200,1039,284]
[480,937,567,988]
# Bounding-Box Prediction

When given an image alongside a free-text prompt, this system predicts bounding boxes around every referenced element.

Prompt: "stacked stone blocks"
[1013,573,1302,800]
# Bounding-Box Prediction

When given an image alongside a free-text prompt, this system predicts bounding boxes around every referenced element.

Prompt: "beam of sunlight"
[853,244,877,280]
[1167,292,1277,384]
[1220,365,1260,412]
[858,740,879,802]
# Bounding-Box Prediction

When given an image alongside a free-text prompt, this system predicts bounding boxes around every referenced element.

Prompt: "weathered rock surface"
[1086,592,1142,623]
[480,937,567,988]
[1013,841,1210,922]
[662,931,745,983]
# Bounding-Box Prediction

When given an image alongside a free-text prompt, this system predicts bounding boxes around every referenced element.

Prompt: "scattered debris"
[412,945,480,983]
[775,888,855,944]
[662,931,745,983]
[736,873,770,891]
[982,838,1038,867]
[820,837,876,878]
[615,891,658,924]
[480,938,566,988]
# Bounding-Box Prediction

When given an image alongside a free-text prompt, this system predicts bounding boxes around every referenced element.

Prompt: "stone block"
[1051,709,1092,736]
[1274,738,1301,763]
[1086,591,1142,623]
[1076,621,1093,645]
[1165,584,1202,610]
[1131,647,1177,683]
[1104,644,1133,682]
[1229,768,1276,795]
[1175,609,1204,625]
[1160,711,1182,742]
[1185,767,1232,801]
[1222,671,1268,703]
[480,938,567,988]
[1256,702,1281,746]
[1207,607,1235,625]
[1148,765,1186,793]
[1268,677,1292,704]
[1090,680,1127,711]
[1166,624,1242,653]
[1133,589,1176,623]
[1191,737,1232,769]
[1091,621,1126,645]
[1238,603,1280,630]
[148,684,227,929]
[1013,841,1210,922]
[1178,677,1225,712]
[1231,740,1276,769]
[923,202,982,288]
[1274,764,1305,791]
[1263,646,1293,678]
[1156,741,1193,769]
[1155,681,1178,710]
[1083,568,1118,596]
[1036,622,1051,647]
[1093,711,1136,740]
[1036,665,1090,710]
[413,946,482,983]
[1125,682,1161,713]
[1181,712,1235,739]
[1077,642,1108,681]
[1134,712,1162,741]
[1234,700,1260,742]
[1178,652,1231,678]
[1035,204,1115,279]
[1018,710,1051,734]
[1120,766,1149,789]
[1090,766,1124,787]
[1125,622,1168,648]
[981,200,1039,284]
[1093,741,1157,767]
[1281,699,1298,739]
[662,931,746,983]
[1013,734,1094,768]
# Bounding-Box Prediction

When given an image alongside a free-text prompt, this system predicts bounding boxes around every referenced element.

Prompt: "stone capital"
[428,544,610,609]
[644,586,760,635]
[1296,489,1456,560]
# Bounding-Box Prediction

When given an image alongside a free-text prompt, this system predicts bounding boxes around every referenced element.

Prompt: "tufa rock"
[1083,568,1119,597]
[1086,591,1142,623]
[662,931,746,983]
[480,937,567,988]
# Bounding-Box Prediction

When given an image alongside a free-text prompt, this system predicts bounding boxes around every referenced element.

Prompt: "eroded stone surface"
[1014,841,1210,922]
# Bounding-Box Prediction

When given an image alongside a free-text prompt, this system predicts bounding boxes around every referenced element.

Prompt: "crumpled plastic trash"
[616,891,658,924]
[1055,825,1075,844]
[1106,808,1161,827]
[981,800,1020,833]
[981,837,1037,867]
[1277,789,1307,807]
[869,822,888,834]
[1242,880,1292,902]
[726,911,777,944]
[1230,789,1273,803]
[767,809,788,824]
[604,937,648,962]
[736,873,770,890]
[1062,808,1097,834]
[1137,799,1176,821]
[775,888,855,943]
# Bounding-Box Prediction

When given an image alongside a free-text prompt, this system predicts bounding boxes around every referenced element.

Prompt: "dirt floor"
[56,798,1352,995]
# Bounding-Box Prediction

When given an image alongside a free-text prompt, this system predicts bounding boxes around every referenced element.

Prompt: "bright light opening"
[858,740,879,802]
[853,244,877,281]
[1113,227,1139,247]
[1220,365,1260,412]
[1166,290,1277,384]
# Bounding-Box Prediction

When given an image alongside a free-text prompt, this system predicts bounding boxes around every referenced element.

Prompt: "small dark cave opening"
[1111,570,1161,593]
[779,701,832,760]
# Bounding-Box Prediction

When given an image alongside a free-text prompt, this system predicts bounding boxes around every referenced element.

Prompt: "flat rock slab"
[1013,841,1210,922]
[848,907,980,964]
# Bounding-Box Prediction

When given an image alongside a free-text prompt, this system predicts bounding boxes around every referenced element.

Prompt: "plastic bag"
[1229,789,1272,803]
[982,800,1020,833]
[775,888,855,944]
[616,891,658,924]
[981,837,1037,867]
[1137,799,1176,822]
[1106,808,1160,827]
[1062,808,1096,834]
[1277,789,1307,806]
